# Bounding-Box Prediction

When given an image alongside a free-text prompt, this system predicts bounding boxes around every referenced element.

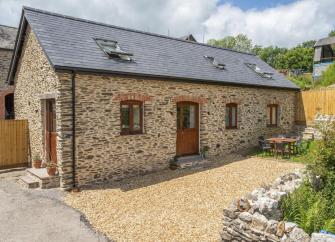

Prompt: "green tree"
[207,34,253,52]
[299,40,316,48]
[284,47,314,72]
[329,30,335,37]
[252,46,287,69]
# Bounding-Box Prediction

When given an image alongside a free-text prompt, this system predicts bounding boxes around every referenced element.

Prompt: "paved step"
[176,155,206,169]
[18,175,39,189]
[26,168,60,189]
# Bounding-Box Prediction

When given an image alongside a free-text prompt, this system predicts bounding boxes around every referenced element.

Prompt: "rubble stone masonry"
[13,25,297,188]
[73,73,296,186]
[0,49,13,89]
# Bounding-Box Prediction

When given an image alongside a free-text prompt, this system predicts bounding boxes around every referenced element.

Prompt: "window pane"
[182,104,196,129]
[267,106,271,124]
[182,106,190,128]
[189,105,195,128]
[231,107,236,126]
[133,104,141,130]
[272,107,277,125]
[225,107,230,126]
[121,104,130,129]
[177,106,181,129]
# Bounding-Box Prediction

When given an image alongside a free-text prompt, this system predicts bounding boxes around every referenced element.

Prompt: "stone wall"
[73,74,296,186]
[13,24,297,189]
[0,49,13,89]
[13,26,60,163]
[221,171,335,242]
[221,171,310,242]
[13,26,75,189]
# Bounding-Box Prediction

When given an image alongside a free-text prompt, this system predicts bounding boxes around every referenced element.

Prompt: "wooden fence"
[0,120,28,169]
[296,88,335,124]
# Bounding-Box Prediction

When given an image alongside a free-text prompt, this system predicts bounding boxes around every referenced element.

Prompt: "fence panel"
[0,120,28,169]
[296,88,335,124]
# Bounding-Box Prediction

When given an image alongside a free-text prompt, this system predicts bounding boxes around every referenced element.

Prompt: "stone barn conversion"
[8,7,299,189]
[0,24,17,119]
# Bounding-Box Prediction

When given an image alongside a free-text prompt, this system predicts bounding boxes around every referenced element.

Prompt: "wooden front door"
[176,102,199,156]
[45,99,57,163]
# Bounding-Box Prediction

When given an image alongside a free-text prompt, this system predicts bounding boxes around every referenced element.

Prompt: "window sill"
[226,127,238,130]
[120,131,144,136]
[267,125,278,128]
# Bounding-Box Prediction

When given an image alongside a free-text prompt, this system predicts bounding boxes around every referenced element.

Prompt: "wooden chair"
[274,142,290,158]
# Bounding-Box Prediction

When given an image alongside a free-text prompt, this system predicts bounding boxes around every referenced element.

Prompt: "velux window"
[245,63,273,79]
[204,56,225,69]
[267,104,278,127]
[225,103,238,129]
[121,101,143,135]
[95,38,133,61]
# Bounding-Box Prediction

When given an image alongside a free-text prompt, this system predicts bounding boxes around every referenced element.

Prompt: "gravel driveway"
[65,157,304,242]
[0,169,108,242]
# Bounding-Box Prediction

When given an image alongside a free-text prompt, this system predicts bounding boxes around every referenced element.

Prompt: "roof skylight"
[204,55,225,70]
[245,63,273,79]
[95,38,133,61]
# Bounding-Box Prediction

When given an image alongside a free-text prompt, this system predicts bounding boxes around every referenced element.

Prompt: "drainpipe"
[71,70,77,189]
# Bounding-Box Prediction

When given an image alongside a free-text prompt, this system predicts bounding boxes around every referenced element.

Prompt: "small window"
[267,104,278,127]
[225,103,238,129]
[204,55,225,69]
[120,101,143,135]
[95,38,133,61]
[245,63,273,79]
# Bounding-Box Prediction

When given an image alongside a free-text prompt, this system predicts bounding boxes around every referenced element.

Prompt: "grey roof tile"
[0,25,17,49]
[22,7,298,90]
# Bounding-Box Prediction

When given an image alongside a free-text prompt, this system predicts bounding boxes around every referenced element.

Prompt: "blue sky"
[219,0,296,10]
[0,0,334,47]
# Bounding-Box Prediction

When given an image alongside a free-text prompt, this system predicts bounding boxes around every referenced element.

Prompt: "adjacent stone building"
[9,7,299,189]
[0,25,17,119]
[313,36,335,80]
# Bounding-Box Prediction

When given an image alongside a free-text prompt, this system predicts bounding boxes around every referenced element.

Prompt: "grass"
[253,140,317,164]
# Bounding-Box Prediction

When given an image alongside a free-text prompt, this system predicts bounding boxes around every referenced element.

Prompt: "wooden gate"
[0,120,28,169]
[296,88,335,125]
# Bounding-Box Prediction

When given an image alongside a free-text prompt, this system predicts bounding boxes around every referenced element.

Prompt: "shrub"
[281,122,335,234]
[317,63,335,87]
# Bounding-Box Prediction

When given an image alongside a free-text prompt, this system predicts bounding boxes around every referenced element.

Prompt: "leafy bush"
[290,75,313,90]
[290,140,317,164]
[316,63,335,87]
[282,122,335,234]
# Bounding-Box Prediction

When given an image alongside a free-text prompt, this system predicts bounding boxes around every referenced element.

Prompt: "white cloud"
[0,0,217,38]
[0,0,334,47]
[204,0,335,47]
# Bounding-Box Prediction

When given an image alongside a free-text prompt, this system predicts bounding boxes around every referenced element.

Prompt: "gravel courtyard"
[65,157,304,242]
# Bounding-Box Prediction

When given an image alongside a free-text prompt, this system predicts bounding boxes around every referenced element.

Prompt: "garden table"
[266,137,298,156]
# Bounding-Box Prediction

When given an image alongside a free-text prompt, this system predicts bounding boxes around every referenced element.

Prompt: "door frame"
[44,98,57,164]
[176,101,200,157]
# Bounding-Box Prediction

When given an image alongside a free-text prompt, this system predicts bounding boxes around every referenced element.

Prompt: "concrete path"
[0,169,108,242]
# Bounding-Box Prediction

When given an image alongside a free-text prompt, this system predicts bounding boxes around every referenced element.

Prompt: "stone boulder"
[311,233,335,242]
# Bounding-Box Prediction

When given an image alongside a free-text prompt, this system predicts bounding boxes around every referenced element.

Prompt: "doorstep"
[176,155,208,169]
[23,168,60,189]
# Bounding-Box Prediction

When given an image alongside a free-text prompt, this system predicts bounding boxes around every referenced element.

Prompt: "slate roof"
[0,25,17,50]
[9,7,298,90]
[314,36,335,47]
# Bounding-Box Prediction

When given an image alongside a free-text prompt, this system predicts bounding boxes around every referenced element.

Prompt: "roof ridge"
[22,6,255,56]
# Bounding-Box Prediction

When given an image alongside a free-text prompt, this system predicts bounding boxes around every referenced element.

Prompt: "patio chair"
[287,131,298,138]
[273,142,290,158]
[277,134,286,138]
[295,137,303,154]
[258,139,272,154]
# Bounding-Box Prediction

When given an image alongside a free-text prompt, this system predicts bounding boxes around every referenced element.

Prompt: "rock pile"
[221,170,330,242]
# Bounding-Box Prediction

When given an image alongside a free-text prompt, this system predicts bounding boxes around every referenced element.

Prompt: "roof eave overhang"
[54,65,300,91]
